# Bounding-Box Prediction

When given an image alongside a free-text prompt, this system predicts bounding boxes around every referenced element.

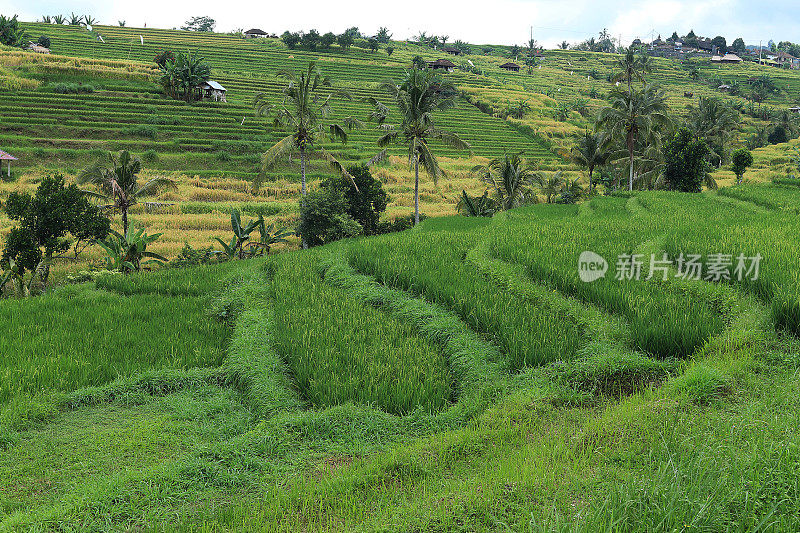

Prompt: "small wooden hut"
[0,150,17,179]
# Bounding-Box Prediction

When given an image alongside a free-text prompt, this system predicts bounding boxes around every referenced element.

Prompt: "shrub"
[122,124,158,139]
[37,35,51,48]
[662,127,711,193]
[319,164,388,235]
[281,31,301,49]
[52,83,94,94]
[153,50,175,68]
[141,149,159,163]
[731,148,753,184]
[297,188,362,247]
[0,15,25,47]
[768,125,789,145]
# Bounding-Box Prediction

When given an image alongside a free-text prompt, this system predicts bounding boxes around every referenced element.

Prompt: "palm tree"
[571,131,610,187]
[686,97,740,164]
[612,49,652,90]
[254,62,359,247]
[366,68,471,224]
[78,151,176,234]
[532,170,565,203]
[472,153,536,210]
[597,84,671,191]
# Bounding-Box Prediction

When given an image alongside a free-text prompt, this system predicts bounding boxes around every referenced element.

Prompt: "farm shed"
[442,46,462,56]
[196,80,227,102]
[789,106,800,114]
[499,62,521,72]
[26,42,50,54]
[0,150,17,178]
[429,59,457,72]
[244,28,268,38]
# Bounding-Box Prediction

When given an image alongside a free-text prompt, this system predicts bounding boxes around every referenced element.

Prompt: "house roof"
[429,59,457,68]
[789,106,800,111]
[0,150,18,161]
[775,51,796,60]
[442,46,461,53]
[244,28,267,35]
[499,62,520,69]
[199,80,226,91]
[711,53,742,62]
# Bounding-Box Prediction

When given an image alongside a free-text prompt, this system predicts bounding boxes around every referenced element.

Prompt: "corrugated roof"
[199,80,226,91]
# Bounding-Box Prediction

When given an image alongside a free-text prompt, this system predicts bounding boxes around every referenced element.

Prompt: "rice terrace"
[2,2,800,530]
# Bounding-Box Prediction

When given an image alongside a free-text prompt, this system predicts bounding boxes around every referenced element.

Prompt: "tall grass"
[270,253,451,414]
[0,284,227,406]
[347,230,585,370]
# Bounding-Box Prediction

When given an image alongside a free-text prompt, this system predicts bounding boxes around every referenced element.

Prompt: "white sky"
[3,0,794,47]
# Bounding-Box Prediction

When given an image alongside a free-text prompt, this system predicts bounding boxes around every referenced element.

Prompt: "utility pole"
[759,40,763,65]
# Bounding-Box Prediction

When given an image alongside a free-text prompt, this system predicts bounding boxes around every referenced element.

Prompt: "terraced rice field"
[3,184,800,529]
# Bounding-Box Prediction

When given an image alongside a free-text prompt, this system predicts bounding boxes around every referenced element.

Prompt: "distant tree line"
[280,27,391,52]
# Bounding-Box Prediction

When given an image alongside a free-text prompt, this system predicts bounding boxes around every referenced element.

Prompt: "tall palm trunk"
[413,152,420,225]
[122,208,129,235]
[299,147,308,249]
[628,152,634,191]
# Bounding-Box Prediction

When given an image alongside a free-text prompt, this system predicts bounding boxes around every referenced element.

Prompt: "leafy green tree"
[366,69,471,224]
[731,148,753,185]
[472,153,536,210]
[367,36,379,52]
[343,27,361,39]
[571,131,611,187]
[301,29,321,50]
[711,36,727,53]
[320,164,388,235]
[768,125,789,145]
[320,32,336,50]
[510,44,521,58]
[597,84,672,190]
[411,55,426,69]
[296,187,362,246]
[1,174,110,281]
[376,27,392,43]
[282,31,301,49]
[662,127,711,192]
[730,37,746,55]
[182,16,215,32]
[254,62,360,247]
[386,46,394,56]
[37,35,51,48]
[78,151,176,234]
[336,32,354,49]
[0,14,25,47]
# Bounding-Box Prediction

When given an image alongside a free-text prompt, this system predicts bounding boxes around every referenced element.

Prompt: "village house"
[428,59,457,72]
[499,62,521,72]
[243,28,268,38]
[711,53,743,64]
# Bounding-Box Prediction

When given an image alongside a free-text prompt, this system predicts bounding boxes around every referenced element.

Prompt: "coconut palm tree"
[366,68,471,224]
[612,48,652,90]
[686,96,740,164]
[254,62,360,247]
[78,150,177,234]
[533,170,565,203]
[472,153,537,210]
[571,131,611,187]
[597,84,672,191]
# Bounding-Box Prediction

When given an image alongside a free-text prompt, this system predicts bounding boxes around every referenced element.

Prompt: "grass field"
[2,181,800,529]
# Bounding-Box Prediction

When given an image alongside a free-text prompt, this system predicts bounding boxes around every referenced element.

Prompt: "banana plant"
[97,225,166,273]
[253,222,293,256]
[0,257,50,297]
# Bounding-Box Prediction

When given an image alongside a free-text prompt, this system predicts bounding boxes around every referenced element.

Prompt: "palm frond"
[320,149,359,192]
